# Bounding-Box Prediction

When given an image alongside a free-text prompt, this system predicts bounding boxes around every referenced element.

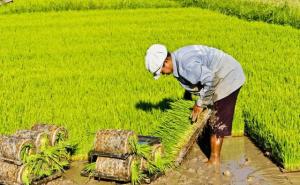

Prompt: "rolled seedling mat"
[0,161,32,185]
[150,143,164,163]
[95,155,134,182]
[94,129,137,156]
[31,124,68,146]
[14,130,50,152]
[0,135,35,165]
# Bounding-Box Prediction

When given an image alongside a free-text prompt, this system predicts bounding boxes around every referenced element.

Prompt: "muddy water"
[46,137,300,185]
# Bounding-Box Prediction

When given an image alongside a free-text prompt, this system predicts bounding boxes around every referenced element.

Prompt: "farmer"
[145,44,245,166]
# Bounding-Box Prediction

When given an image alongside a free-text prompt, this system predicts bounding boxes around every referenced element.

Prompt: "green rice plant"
[130,159,146,185]
[21,166,32,185]
[20,143,35,163]
[129,99,207,176]
[151,100,197,167]
[39,133,51,151]
[82,162,96,178]
[176,0,300,29]
[0,7,299,171]
[129,136,160,174]
[21,141,73,184]
[0,0,180,14]
[129,136,151,159]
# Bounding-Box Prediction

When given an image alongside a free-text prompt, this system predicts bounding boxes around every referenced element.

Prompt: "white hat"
[145,44,168,80]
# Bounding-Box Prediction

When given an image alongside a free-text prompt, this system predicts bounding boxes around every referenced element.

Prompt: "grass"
[0,7,299,171]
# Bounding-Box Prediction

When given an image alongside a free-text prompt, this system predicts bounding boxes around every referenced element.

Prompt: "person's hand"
[190,104,203,123]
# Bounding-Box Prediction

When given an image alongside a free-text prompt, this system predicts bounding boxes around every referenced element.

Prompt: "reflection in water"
[221,137,300,185]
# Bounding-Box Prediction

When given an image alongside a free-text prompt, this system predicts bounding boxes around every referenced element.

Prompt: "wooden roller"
[14,130,50,152]
[31,124,68,146]
[0,135,35,164]
[94,129,136,155]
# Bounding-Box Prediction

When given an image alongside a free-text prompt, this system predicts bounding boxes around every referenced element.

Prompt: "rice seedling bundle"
[151,100,210,167]
[31,124,68,146]
[14,130,51,152]
[0,135,35,164]
[21,142,73,185]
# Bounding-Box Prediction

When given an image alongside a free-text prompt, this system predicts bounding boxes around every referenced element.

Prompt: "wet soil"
[46,137,300,185]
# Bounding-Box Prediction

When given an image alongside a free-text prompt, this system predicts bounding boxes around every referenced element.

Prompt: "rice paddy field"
[0,0,299,172]
[178,0,300,29]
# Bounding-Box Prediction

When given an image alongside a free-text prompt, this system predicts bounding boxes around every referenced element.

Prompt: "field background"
[0,0,299,170]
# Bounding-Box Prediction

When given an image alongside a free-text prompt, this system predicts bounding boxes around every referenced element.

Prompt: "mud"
[45,137,300,185]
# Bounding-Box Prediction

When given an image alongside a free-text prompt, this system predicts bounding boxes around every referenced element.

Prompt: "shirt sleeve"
[184,62,218,108]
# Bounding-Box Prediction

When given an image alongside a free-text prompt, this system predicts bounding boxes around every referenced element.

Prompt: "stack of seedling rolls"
[82,129,164,184]
[0,135,35,185]
[0,123,71,185]
[82,100,210,185]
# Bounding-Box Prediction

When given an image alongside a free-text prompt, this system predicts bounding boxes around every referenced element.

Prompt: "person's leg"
[206,134,223,165]
[205,87,241,166]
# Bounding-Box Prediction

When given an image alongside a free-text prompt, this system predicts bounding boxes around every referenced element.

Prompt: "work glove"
[190,104,203,123]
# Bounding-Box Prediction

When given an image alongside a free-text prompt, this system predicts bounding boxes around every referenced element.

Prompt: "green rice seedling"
[21,166,32,185]
[151,100,206,168]
[39,135,50,151]
[177,0,300,29]
[0,7,299,171]
[0,0,180,14]
[20,143,35,163]
[129,137,152,159]
[128,100,201,176]
[129,135,166,181]
[82,162,96,178]
[130,159,146,185]
[55,131,67,144]
[21,141,73,184]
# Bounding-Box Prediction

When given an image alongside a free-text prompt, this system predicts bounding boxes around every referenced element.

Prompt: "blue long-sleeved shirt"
[171,45,246,107]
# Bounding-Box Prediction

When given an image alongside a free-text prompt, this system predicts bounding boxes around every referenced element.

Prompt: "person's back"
[172,45,245,102]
